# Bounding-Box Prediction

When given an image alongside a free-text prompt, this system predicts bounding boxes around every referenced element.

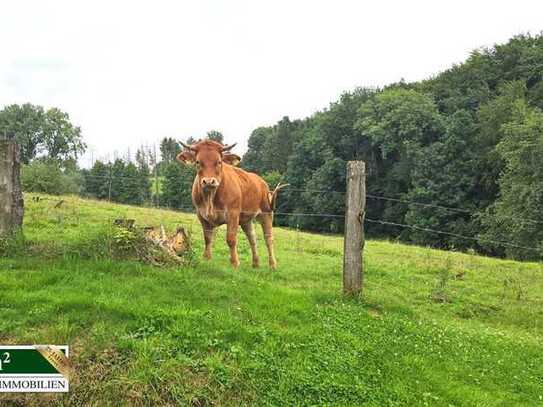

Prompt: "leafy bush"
[261,170,283,189]
[21,159,83,195]
[0,231,26,257]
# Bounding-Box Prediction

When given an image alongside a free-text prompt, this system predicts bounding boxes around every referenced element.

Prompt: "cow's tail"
[268,183,289,211]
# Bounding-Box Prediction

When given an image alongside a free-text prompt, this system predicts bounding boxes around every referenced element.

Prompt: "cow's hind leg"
[241,221,260,268]
[258,213,277,270]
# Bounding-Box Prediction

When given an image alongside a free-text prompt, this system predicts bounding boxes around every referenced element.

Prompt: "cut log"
[112,219,190,265]
[144,225,189,256]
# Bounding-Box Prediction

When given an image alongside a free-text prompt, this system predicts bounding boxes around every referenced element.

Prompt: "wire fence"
[80,172,543,226]
[22,195,346,269]
[0,141,530,268]
[20,206,541,309]
[24,180,543,262]
[1,128,538,267]
[80,172,542,256]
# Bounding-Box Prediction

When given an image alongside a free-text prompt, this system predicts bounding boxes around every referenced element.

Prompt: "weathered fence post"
[0,139,24,236]
[343,161,365,296]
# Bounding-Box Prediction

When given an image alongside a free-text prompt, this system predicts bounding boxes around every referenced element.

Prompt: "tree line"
[241,34,543,260]
[0,108,216,211]
[2,33,541,260]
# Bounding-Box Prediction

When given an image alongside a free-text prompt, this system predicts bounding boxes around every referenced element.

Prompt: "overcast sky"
[1,1,541,166]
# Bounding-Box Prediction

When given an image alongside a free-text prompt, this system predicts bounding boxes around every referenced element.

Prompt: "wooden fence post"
[0,139,24,236]
[343,161,365,296]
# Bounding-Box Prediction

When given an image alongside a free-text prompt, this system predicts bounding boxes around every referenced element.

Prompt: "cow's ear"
[223,153,241,166]
[176,150,195,164]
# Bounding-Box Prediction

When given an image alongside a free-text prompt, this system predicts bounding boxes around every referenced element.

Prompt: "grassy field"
[1,194,542,406]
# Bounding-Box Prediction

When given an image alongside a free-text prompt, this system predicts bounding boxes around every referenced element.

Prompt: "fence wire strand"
[80,173,543,226]
[364,217,541,253]
[157,204,540,254]
[28,166,543,257]
[29,191,542,255]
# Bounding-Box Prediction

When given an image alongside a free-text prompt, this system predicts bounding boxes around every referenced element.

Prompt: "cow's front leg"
[199,216,215,260]
[203,227,216,260]
[226,211,240,268]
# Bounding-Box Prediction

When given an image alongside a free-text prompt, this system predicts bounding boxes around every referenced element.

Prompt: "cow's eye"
[195,160,200,166]
[217,160,221,166]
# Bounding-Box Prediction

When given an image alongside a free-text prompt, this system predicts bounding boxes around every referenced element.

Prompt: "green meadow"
[0,194,542,406]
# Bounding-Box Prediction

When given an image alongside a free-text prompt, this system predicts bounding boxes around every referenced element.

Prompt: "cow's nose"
[201,177,219,187]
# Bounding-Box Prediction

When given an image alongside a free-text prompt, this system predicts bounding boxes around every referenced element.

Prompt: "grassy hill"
[1,194,542,406]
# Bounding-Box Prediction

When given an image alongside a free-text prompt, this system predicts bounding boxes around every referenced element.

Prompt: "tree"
[240,33,543,257]
[404,110,478,249]
[0,104,44,163]
[160,137,180,164]
[475,81,527,207]
[355,88,445,231]
[301,157,346,232]
[136,147,152,204]
[161,162,195,210]
[109,159,126,202]
[84,160,110,199]
[83,158,150,205]
[262,116,300,174]
[281,125,330,227]
[42,108,86,162]
[480,101,543,259]
[356,88,444,157]
[261,171,283,190]
[241,127,273,173]
[0,104,86,164]
[206,130,224,143]
[21,159,82,195]
[119,162,144,204]
[316,89,375,161]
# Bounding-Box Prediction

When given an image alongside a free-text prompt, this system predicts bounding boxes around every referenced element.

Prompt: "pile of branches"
[110,219,194,267]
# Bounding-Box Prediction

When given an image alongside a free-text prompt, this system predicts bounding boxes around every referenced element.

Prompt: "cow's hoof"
[252,260,260,268]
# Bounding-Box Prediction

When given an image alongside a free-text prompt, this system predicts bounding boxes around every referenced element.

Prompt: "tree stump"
[0,140,24,236]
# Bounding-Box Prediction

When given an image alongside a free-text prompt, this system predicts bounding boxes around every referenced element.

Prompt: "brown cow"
[176,139,286,269]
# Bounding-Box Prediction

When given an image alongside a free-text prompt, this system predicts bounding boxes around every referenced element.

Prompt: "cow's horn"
[180,141,196,151]
[222,142,237,152]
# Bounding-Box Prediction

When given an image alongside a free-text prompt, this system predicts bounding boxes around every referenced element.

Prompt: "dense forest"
[1,34,542,260]
[241,34,543,260]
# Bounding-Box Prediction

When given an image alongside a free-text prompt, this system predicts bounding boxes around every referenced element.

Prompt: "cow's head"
[176,139,241,192]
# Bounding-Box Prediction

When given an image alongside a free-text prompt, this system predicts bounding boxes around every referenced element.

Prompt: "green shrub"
[0,231,26,257]
[21,159,83,195]
[262,170,283,188]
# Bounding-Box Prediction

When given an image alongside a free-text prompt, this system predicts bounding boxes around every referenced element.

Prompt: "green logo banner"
[0,346,70,393]
[0,348,66,374]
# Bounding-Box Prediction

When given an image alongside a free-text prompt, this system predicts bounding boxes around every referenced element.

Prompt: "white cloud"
[1,0,541,167]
